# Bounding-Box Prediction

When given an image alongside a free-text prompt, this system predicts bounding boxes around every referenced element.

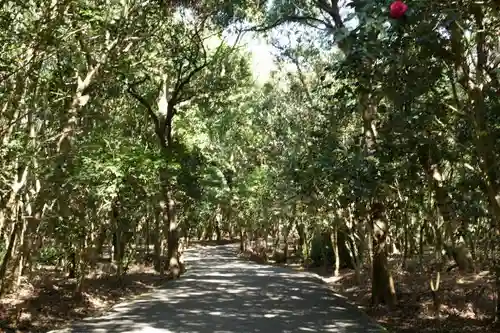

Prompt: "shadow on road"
[54,245,383,333]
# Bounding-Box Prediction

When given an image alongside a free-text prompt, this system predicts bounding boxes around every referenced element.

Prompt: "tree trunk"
[402,217,409,269]
[161,172,181,278]
[273,220,281,253]
[0,222,20,296]
[239,227,245,252]
[111,199,124,276]
[153,205,162,273]
[371,204,397,307]
[145,206,151,255]
[332,225,340,277]
[215,220,222,242]
[296,222,306,258]
[282,220,293,262]
[76,237,87,293]
[13,215,29,289]
[95,224,107,257]
[0,165,29,295]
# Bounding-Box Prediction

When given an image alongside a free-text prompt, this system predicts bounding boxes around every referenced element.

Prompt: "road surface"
[49,244,384,333]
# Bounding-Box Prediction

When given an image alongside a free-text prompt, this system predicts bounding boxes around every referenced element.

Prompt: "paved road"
[49,244,384,333]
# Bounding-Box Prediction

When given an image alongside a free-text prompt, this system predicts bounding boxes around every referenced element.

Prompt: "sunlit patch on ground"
[241,244,498,333]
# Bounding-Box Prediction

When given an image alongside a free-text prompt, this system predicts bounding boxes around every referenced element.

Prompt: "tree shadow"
[1,268,172,332]
[312,262,497,333]
[49,244,383,333]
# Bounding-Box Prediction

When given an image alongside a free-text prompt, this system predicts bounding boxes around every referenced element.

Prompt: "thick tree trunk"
[160,170,181,278]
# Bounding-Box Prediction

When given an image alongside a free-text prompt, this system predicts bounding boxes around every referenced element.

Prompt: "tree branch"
[316,0,344,29]
[245,15,333,33]
[170,61,210,106]
[127,78,163,142]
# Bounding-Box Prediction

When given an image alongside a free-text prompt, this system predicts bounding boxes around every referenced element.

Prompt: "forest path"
[49,243,384,333]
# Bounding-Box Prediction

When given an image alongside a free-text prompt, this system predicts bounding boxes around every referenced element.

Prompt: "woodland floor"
[240,246,498,333]
[0,239,236,333]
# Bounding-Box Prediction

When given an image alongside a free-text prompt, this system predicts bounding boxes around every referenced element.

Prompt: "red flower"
[390,1,408,19]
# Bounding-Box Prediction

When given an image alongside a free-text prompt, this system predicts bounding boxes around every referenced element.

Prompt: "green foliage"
[1,1,499,312]
[35,247,64,266]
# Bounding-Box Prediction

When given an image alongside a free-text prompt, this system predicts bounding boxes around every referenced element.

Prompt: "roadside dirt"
[239,247,498,333]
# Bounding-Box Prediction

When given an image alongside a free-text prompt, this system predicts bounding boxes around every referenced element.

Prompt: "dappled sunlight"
[203,272,237,277]
[50,244,382,333]
[183,278,237,284]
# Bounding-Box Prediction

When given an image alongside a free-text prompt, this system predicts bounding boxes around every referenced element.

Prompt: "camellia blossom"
[389,0,408,19]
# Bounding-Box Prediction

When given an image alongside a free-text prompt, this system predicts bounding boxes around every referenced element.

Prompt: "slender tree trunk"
[370,204,396,307]
[332,224,340,277]
[0,164,29,295]
[13,214,28,289]
[0,222,20,296]
[145,205,151,255]
[153,205,162,273]
[239,227,245,252]
[296,222,306,259]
